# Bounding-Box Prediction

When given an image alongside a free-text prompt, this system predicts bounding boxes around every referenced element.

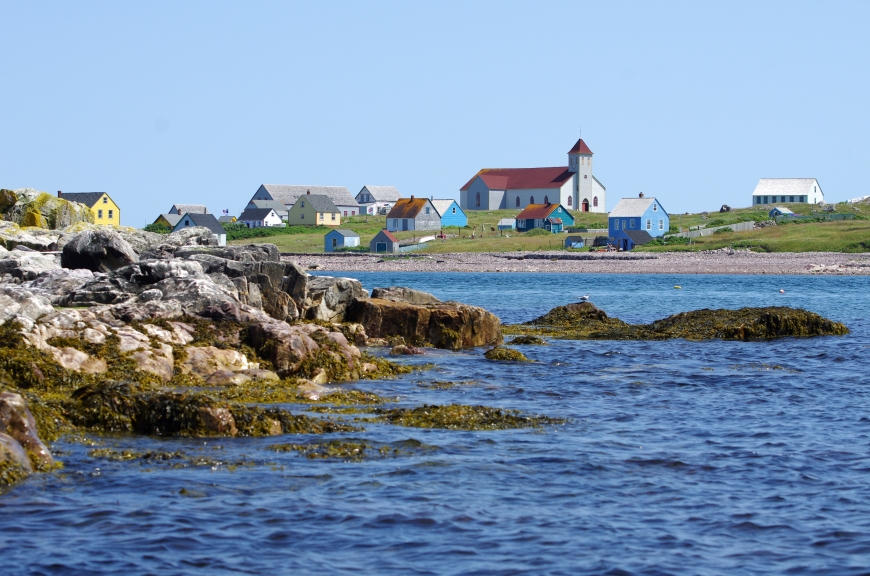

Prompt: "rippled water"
[4,273,870,575]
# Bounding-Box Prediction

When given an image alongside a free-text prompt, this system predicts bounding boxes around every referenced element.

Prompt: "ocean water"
[4,273,870,575]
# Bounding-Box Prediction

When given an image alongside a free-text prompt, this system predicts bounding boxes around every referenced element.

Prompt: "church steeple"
[567,137,593,173]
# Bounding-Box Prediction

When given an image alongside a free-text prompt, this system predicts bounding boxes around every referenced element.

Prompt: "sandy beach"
[283,249,870,275]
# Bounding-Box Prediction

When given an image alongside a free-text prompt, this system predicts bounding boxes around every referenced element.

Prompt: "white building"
[244,199,288,221]
[356,186,401,215]
[249,184,360,216]
[238,208,283,228]
[752,179,824,206]
[459,137,606,213]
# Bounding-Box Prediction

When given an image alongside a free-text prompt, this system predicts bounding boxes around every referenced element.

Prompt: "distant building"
[497,218,516,231]
[459,137,606,213]
[172,212,227,246]
[752,179,824,206]
[564,236,585,249]
[58,192,121,226]
[286,193,341,227]
[245,199,288,221]
[238,208,283,228]
[385,197,441,232]
[153,213,182,228]
[356,186,401,215]
[218,215,237,223]
[769,206,794,218]
[249,184,359,216]
[169,204,208,215]
[516,203,574,233]
[608,194,669,251]
[370,229,400,253]
[324,229,360,252]
[430,199,467,228]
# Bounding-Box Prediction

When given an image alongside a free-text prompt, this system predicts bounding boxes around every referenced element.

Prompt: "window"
[646,219,651,230]
[567,196,572,207]
[614,220,620,230]
[544,195,549,204]
[332,238,337,248]
[98,209,103,218]
[629,220,634,229]
[593,196,598,207]
[659,219,664,230]
[790,196,794,203]
[515,196,520,207]
[301,201,305,208]
[102,197,107,204]
[344,211,348,216]
[476,192,481,207]
[393,219,398,228]
[185,220,189,226]
[332,213,336,221]
[301,213,305,219]
[319,213,324,220]
[653,204,657,211]
[351,211,355,215]
[452,207,456,214]
[530,196,534,204]
[425,207,430,215]
[108,209,113,219]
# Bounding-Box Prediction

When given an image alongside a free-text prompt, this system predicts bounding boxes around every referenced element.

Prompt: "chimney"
[57,191,62,197]
[430,195,433,200]
[639,192,644,198]
[410,195,414,200]
[306,189,310,195]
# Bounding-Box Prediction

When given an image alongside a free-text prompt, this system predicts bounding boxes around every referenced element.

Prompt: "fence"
[398,243,428,253]
[775,213,856,223]
[666,220,755,239]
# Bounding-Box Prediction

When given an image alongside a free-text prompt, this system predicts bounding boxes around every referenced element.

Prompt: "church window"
[567,196,572,207]
[476,192,481,207]
[530,196,534,204]
[515,196,520,207]
[593,196,598,207]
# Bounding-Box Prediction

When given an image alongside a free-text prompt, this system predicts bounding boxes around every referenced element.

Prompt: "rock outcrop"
[61,229,139,273]
[370,286,441,305]
[2,189,94,230]
[0,392,55,486]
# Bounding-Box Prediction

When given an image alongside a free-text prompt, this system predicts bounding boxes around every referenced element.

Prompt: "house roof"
[430,199,461,217]
[248,199,288,213]
[154,213,183,227]
[60,192,106,207]
[547,217,563,224]
[373,229,399,243]
[218,215,236,223]
[609,197,660,218]
[171,204,208,214]
[622,230,653,245]
[259,185,358,207]
[359,186,401,202]
[771,206,794,214]
[329,229,360,238]
[297,194,339,213]
[239,208,278,221]
[497,218,516,226]
[565,236,585,243]
[460,167,573,191]
[516,203,562,220]
[567,138,593,155]
[752,178,821,197]
[174,212,225,235]
[385,197,431,219]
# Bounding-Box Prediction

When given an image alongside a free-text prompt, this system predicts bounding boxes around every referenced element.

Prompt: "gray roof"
[430,199,460,217]
[258,185,358,207]
[328,229,360,238]
[752,178,821,197]
[173,212,225,235]
[609,197,658,218]
[623,230,653,244]
[497,218,516,226]
[296,194,339,213]
[771,206,794,214]
[218,215,236,223]
[358,186,401,202]
[239,208,279,221]
[247,199,288,213]
[155,213,183,226]
[60,192,106,207]
[170,204,209,214]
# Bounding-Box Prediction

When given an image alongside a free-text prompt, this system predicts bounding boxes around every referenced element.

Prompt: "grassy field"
[229,202,870,253]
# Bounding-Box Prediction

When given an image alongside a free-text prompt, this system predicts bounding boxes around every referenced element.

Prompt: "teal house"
[515,203,574,233]
[431,199,467,228]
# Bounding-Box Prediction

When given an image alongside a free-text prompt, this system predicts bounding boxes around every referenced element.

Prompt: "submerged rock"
[484,347,532,362]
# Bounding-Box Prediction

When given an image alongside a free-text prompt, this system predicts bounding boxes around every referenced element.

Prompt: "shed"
[497,218,516,230]
[370,229,399,253]
[612,229,653,251]
[769,206,794,218]
[564,236,585,249]
[430,199,467,228]
[325,229,360,252]
[171,212,227,246]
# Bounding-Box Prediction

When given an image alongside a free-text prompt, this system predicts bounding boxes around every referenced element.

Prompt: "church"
[459,137,606,212]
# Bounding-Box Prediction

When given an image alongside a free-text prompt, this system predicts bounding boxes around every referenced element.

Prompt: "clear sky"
[1,1,868,225]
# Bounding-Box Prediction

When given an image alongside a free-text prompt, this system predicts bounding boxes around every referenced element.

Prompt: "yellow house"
[59,192,121,226]
[286,193,341,226]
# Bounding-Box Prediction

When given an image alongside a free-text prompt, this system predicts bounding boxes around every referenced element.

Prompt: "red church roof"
[460,167,573,192]
[567,138,593,155]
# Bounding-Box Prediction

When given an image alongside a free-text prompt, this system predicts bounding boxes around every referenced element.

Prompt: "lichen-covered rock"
[371,286,441,305]
[346,298,502,350]
[179,346,250,379]
[248,321,362,381]
[61,229,139,273]
[484,347,531,362]
[18,268,94,303]
[0,220,62,251]
[4,189,94,230]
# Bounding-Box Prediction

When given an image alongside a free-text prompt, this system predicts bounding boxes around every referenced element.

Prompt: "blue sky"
[1,1,868,225]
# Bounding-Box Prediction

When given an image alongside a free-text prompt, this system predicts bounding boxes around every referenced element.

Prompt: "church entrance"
[582,199,589,212]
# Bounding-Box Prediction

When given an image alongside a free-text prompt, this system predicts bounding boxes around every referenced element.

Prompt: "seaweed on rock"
[484,347,532,362]
[371,404,566,431]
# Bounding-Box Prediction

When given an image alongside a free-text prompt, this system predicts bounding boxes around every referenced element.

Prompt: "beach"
[284,249,870,275]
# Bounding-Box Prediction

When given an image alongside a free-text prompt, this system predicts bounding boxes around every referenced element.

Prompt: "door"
[582,199,590,212]
[376,242,387,253]
[402,219,409,231]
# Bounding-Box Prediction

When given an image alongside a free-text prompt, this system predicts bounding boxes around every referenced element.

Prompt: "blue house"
[515,203,575,233]
[608,194,669,251]
[431,199,467,228]
[324,229,360,252]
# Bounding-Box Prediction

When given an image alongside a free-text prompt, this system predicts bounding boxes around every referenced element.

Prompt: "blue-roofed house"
[608,194,669,251]
[430,199,467,228]
[324,229,360,252]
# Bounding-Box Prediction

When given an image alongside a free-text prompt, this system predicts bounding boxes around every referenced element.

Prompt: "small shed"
[564,236,585,249]
[370,229,399,253]
[430,199,467,228]
[497,218,516,231]
[325,229,360,252]
[769,206,794,218]
[612,229,652,251]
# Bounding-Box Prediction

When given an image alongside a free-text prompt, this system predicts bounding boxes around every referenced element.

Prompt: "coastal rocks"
[0,220,62,251]
[484,347,531,362]
[0,392,55,485]
[345,298,502,350]
[0,250,60,282]
[61,229,139,273]
[0,286,54,326]
[304,276,367,322]
[370,286,441,305]
[3,189,94,230]
[248,321,362,381]
[179,346,250,379]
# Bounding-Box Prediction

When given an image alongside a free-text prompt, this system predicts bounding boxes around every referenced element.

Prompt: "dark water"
[4,273,870,575]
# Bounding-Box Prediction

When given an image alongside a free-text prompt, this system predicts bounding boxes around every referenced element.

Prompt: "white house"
[356,186,401,215]
[244,199,288,221]
[249,184,360,216]
[752,179,824,206]
[172,212,227,246]
[238,208,283,228]
[459,137,606,213]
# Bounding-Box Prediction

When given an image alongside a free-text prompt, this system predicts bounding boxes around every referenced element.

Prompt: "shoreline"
[282,250,870,275]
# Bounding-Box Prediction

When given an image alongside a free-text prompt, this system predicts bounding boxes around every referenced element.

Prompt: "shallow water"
[4,273,870,575]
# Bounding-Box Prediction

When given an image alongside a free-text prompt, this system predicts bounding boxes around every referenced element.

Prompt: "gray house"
[384,196,441,232]
[249,184,360,216]
[370,229,400,253]
[172,212,227,246]
[169,204,209,215]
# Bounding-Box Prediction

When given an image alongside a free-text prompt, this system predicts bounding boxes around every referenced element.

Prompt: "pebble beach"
[284,249,870,275]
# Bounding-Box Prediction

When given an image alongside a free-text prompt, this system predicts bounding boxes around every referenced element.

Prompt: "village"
[48,135,866,255]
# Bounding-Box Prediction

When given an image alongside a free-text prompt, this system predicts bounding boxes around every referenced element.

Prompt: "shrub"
[712,227,734,234]
[223,223,325,241]
[524,228,550,237]
[143,223,171,234]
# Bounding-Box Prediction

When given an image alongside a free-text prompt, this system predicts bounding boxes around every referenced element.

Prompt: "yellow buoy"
[674,285,682,289]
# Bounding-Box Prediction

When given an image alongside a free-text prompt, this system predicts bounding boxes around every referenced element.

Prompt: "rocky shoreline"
[287,250,870,275]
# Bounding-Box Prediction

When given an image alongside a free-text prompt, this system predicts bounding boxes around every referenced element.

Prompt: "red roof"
[460,167,573,191]
[378,229,398,242]
[516,203,562,220]
[567,138,593,155]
